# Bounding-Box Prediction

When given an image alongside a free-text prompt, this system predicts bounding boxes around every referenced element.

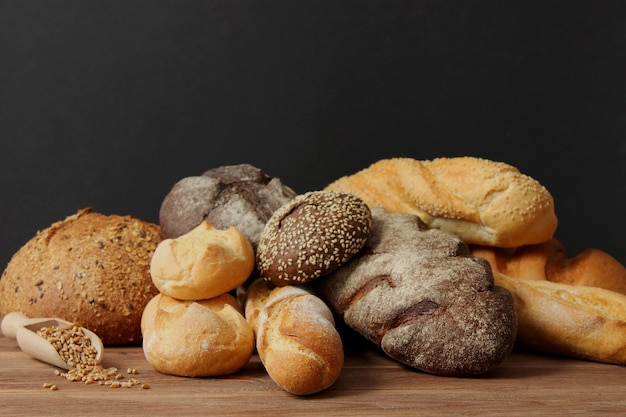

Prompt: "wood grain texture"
[1,335,625,416]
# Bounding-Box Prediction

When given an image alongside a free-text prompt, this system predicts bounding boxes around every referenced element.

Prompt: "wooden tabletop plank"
[1,335,624,416]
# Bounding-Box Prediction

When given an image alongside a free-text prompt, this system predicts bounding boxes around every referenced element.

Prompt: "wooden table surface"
[1,335,625,417]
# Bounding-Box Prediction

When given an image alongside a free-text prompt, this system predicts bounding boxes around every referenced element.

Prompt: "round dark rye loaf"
[315,207,517,376]
[159,164,296,249]
[256,191,372,286]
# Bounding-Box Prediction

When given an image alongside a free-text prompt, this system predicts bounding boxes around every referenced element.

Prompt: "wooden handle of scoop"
[1,312,32,339]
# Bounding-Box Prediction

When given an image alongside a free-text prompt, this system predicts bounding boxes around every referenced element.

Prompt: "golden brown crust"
[471,240,626,364]
[240,279,344,395]
[0,208,162,346]
[325,157,558,248]
[471,239,626,294]
[150,221,255,300]
[492,271,626,364]
[141,293,254,377]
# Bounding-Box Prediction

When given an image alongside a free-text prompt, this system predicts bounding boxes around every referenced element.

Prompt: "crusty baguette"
[239,278,344,395]
[325,157,557,248]
[471,238,626,295]
[492,271,626,364]
[315,207,517,376]
[471,240,626,363]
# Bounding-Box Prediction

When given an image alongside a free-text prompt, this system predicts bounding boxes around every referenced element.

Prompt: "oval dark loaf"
[256,191,372,286]
[315,207,517,376]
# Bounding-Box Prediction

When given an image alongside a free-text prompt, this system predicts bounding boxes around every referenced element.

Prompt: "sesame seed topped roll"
[256,191,372,286]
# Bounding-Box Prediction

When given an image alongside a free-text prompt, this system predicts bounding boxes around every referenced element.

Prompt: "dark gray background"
[1,1,625,273]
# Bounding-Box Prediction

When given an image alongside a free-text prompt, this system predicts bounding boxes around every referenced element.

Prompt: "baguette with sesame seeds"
[325,157,557,248]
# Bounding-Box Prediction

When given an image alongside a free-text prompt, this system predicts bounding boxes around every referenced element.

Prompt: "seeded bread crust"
[256,191,372,286]
[0,208,162,346]
[316,207,517,376]
[325,157,557,248]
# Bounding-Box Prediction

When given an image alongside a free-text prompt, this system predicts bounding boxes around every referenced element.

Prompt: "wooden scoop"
[1,312,104,370]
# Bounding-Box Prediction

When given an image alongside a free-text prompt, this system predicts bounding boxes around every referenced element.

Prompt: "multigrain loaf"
[316,207,517,376]
[0,208,162,345]
[238,278,344,395]
[325,157,557,248]
[256,191,372,286]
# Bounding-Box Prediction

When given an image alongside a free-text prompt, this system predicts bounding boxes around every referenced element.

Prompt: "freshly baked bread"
[315,207,517,376]
[490,271,626,364]
[239,278,344,395]
[471,241,626,363]
[0,208,162,345]
[256,191,372,285]
[159,164,296,248]
[325,157,557,248]
[150,221,255,300]
[471,239,626,295]
[141,293,254,377]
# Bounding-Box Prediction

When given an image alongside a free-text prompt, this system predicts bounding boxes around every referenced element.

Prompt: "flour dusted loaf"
[0,208,162,345]
[256,191,372,286]
[325,157,557,248]
[141,293,254,377]
[150,221,255,300]
[159,164,296,248]
[316,208,517,376]
[472,241,626,364]
[239,278,344,395]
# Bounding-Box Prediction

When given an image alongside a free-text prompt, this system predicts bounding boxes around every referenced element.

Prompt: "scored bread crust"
[492,271,626,364]
[471,240,626,363]
[239,279,344,395]
[0,208,162,345]
[325,157,557,248]
[141,293,254,377]
[315,207,517,376]
[150,221,255,300]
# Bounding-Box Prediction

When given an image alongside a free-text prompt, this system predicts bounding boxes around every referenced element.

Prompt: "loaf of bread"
[238,278,344,395]
[150,221,255,300]
[159,164,296,248]
[0,208,162,345]
[471,241,626,364]
[315,207,517,376]
[471,239,626,295]
[325,157,557,248]
[141,293,254,377]
[256,191,372,286]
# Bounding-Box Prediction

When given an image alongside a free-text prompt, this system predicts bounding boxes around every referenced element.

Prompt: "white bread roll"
[150,221,254,300]
[141,293,254,377]
[325,157,558,248]
[239,279,344,395]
